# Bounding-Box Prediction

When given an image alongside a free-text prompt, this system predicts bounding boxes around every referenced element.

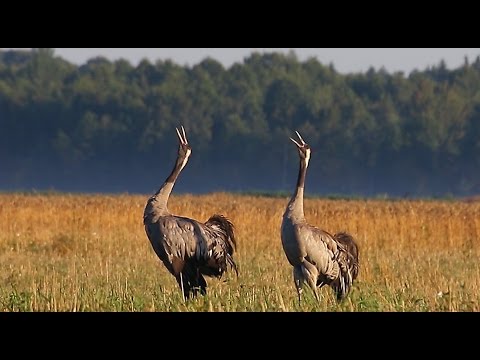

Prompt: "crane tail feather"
[331,232,360,301]
[205,214,239,277]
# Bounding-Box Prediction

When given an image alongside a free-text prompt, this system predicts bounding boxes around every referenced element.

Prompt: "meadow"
[0,193,479,312]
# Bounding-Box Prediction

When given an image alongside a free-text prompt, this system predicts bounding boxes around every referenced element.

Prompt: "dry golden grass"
[1,193,479,311]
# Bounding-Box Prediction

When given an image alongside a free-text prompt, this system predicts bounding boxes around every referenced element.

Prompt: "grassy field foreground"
[0,193,479,311]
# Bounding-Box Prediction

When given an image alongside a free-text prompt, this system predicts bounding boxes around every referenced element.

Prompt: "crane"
[280,131,359,302]
[143,126,238,300]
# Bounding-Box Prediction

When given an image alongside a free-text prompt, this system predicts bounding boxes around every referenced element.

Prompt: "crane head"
[175,125,192,159]
[289,131,311,166]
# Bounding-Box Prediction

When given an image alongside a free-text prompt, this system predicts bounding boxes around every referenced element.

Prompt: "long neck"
[286,158,308,220]
[151,152,189,214]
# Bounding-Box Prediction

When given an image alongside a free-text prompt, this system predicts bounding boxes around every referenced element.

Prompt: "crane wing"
[295,224,338,256]
[153,215,237,278]
[294,224,340,283]
[157,216,209,260]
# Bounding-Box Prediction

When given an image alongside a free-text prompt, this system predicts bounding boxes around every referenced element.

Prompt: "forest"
[1,48,480,197]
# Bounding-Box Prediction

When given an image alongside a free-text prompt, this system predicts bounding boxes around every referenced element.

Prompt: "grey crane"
[280,131,359,302]
[143,126,238,300]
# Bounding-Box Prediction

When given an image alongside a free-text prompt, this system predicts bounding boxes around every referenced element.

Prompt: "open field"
[0,193,479,311]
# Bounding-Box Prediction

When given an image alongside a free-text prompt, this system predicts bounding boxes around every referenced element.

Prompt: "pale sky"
[4,48,480,74]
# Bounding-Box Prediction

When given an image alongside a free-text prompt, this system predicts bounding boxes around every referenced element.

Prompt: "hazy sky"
[5,48,480,74]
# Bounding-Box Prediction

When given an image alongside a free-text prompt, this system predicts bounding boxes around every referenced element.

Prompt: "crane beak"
[290,131,307,148]
[176,126,188,145]
[295,131,307,146]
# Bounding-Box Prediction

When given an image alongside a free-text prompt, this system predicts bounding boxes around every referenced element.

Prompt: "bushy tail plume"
[205,214,238,276]
[331,232,359,300]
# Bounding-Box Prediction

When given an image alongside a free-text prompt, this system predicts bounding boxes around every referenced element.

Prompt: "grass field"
[0,193,479,311]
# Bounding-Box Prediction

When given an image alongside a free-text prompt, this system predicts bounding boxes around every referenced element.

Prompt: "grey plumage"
[144,126,237,300]
[281,131,359,302]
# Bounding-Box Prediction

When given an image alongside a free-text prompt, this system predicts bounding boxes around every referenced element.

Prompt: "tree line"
[1,48,480,196]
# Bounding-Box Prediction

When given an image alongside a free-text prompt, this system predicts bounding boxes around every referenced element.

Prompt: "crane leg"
[197,273,207,296]
[176,272,192,301]
[179,273,186,302]
[187,267,207,298]
[172,257,190,301]
[293,266,304,305]
[301,262,320,302]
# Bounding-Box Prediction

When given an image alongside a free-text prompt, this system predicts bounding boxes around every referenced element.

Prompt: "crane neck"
[150,151,190,215]
[286,158,308,220]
